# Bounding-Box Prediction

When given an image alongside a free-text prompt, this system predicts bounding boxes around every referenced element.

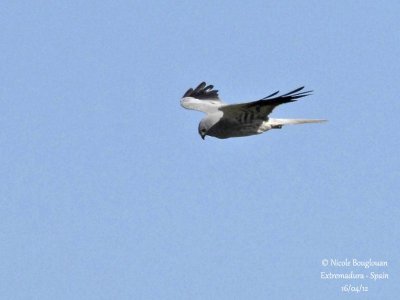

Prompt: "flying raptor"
[180,82,326,139]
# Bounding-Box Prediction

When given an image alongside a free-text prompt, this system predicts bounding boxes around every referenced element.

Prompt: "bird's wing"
[180,82,225,114]
[219,86,312,121]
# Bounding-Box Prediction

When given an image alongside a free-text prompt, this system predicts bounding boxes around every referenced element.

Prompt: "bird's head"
[198,118,214,140]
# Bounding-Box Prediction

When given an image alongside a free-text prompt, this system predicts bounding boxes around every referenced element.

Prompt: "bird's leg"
[271,125,283,129]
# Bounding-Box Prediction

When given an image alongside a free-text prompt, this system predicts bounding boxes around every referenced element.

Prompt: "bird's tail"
[269,118,327,126]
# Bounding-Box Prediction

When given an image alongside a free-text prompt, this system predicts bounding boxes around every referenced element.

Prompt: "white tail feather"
[269,118,327,126]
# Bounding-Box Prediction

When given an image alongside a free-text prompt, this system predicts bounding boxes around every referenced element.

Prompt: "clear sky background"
[1,1,399,299]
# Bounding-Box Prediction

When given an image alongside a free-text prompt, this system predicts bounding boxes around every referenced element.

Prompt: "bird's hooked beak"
[200,133,205,140]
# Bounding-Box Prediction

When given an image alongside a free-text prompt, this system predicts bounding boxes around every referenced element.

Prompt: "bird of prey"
[180,82,326,139]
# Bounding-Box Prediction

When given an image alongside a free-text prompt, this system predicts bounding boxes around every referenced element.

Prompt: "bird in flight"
[181,82,326,139]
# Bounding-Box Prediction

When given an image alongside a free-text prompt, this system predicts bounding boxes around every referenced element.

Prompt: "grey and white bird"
[180,82,326,139]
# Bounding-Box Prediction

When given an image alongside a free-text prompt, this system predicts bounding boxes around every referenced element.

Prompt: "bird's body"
[180,82,326,139]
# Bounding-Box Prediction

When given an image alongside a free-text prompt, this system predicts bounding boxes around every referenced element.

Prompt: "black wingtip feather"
[282,86,305,96]
[182,82,220,100]
[267,86,313,99]
[262,90,280,99]
[183,88,193,98]
[192,82,206,94]
[252,86,313,107]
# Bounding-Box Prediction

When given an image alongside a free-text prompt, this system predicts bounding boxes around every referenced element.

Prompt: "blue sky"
[1,1,399,299]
